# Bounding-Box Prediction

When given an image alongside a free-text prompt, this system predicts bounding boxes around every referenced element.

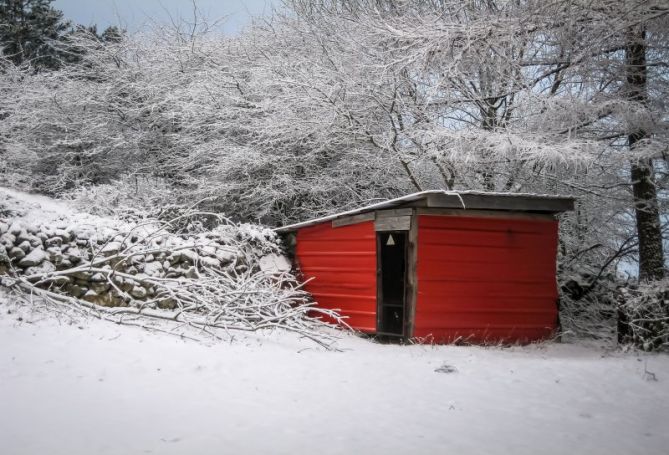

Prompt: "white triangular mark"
[386,234,395,246]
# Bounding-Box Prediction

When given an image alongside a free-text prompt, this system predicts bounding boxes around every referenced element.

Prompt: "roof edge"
[275,190,575,233]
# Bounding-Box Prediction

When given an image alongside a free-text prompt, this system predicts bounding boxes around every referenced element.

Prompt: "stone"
[17,240,32,253]
[215,248,237,264]
[8,222,23,236]
[0,222,7,234]
[0,245,9,264]
[100,241,122,256]
[90,272,106,282]
[130,286,147,299]
[171,249,199,265]
[90,282,110,293]
[0,233,16,248]
[157,297,177,309]
[16,231,33,244]
[67,284,85,298]
[144,261,163,277]
[184,266,199,279]
[68,254,82,265]
[72,271,92,281]
[54,229,72,242]
[45,237,62,248]
[66,246,83,258]
[199,256,220,269]
[19,248,47,267]
[129,254,145,265]
[9,247,25,260]
[82,290,99,303]
[46,247,63,262]
[24,261,56,276]
[200,245,217,257]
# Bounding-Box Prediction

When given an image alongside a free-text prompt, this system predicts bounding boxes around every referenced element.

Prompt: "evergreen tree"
[0,0,69,69]
[101,25,123,43]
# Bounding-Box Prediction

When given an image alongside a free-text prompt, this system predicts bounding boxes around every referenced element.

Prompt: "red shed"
[277,191,574,344]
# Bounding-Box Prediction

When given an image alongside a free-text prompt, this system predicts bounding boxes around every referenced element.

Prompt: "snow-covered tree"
[1,0,666,286]
[0,0,70,69]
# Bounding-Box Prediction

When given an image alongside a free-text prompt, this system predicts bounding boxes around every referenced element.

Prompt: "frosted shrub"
[618,279,669,352]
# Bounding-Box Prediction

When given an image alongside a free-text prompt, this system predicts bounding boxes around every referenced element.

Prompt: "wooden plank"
[416,208,556,220]
[404,210,418,339]
[332,212,375,228]
[376,208,413,218]
[426,193,574,213]
[375,215,411,231]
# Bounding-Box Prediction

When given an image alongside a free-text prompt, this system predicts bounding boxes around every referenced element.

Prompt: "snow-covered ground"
[1,187,668,454]
[1,298,668,455]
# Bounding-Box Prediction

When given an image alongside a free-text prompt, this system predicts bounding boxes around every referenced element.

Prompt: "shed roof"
[275,190,575,233]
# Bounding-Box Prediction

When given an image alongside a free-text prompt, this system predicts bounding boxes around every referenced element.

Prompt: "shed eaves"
[275,190,574,233]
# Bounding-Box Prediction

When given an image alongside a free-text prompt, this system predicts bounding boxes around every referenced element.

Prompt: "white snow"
[0,187,72,223]
[1,296,667,455]
[259,253,292,274]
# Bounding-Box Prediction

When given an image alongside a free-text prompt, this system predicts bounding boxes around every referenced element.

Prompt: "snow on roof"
[275,190,574,233]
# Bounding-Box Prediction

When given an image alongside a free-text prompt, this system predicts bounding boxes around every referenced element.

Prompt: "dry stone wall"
[0,217,289,309]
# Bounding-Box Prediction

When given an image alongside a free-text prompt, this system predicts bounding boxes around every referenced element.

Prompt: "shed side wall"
[414,215,559,343]
[295,221,377,332]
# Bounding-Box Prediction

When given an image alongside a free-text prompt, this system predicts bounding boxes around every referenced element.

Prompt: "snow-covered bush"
[558,269,619,343]
[618,280,669,352]
[62,176,176,219]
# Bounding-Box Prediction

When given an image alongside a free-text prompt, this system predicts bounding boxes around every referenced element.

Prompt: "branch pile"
[0,214,345,348]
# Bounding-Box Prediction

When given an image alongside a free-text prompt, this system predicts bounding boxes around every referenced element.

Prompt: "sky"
[52,0,278,35]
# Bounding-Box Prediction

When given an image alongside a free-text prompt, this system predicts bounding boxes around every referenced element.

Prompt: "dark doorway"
[377,231,407,336]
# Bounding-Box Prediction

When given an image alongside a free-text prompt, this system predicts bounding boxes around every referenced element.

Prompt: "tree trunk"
[626,27,665,282]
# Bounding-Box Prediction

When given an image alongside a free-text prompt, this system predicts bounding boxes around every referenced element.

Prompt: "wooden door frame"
[374,209,418,339]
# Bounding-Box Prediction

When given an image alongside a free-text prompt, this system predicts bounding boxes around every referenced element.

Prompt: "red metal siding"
[295,221,377,332]
[414,215,559,343]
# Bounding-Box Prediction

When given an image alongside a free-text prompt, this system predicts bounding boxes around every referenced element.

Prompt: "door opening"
[377,231,407,336]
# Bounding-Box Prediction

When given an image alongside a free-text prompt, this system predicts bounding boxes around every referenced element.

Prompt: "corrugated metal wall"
[414,215,559,343]
[295,221,377,332]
